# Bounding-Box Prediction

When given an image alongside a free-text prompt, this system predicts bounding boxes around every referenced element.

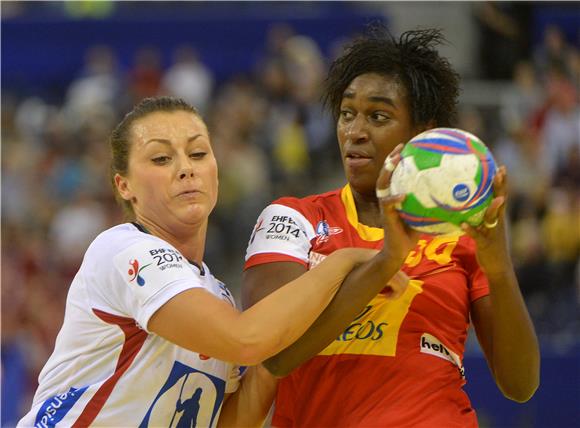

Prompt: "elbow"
[502,381,539,403]
[498,365,540,403]
[232,341,271,366]
[494,342,541,403]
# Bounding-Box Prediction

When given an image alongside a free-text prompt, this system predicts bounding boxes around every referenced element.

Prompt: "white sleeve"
[225,364,244,394]
[245,204,316,265]
[111,240,203,332]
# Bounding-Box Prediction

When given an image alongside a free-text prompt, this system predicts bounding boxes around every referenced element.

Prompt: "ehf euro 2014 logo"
[315,221,342,245]
[128,259,152,286]
[249,218,265,244]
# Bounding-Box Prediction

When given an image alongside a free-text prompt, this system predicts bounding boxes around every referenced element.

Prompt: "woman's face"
[116,110,218,230]
[337,73,424,198]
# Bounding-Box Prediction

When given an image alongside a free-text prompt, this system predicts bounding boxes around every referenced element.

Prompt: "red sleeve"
[459,235,490,302]
[470,268,490,302]
[244,253,308,270]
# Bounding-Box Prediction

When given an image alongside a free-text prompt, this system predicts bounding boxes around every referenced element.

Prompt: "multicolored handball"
[390,128,497,234]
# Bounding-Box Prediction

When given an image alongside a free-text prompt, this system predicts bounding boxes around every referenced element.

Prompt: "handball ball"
[390,128,497,234]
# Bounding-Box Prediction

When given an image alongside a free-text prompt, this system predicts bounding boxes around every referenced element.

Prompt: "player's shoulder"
[86,223,167,260]
[271,188,343,215]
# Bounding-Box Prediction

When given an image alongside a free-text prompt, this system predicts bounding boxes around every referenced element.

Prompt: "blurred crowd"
[2,17,579,424]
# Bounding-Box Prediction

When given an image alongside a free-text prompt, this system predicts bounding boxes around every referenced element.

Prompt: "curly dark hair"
[322,26,460,128]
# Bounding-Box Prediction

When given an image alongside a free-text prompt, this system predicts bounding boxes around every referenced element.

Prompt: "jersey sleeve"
[470,268,489,302]
[111,239,204,332]
[461,236,490,302]
[225,364,245,394]
[244,203,316,269]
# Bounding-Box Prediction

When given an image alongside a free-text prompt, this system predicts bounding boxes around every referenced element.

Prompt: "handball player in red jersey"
[243,27,539,427]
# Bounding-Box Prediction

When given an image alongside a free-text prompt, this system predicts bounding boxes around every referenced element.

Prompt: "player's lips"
[176,189,203,199]
[345,148,373,168]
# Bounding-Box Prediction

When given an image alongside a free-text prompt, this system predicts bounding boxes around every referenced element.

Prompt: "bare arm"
[148,247,376,365]
[218,365,278,428]
[244,254,408,376]
[243,150,419,376]
[466,167,540,402]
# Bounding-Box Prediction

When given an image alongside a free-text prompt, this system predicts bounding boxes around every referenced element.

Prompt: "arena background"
[2,1,578,426]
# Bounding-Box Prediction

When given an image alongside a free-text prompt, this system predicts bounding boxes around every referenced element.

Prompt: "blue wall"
[464,347,580,428]
[2,4,383,100]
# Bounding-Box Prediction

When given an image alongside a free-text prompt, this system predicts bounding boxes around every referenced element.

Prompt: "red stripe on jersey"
[72,309,148,427]
[244,253,308,270]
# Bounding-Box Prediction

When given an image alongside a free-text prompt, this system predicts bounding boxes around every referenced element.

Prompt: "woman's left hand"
[461,166,513,275]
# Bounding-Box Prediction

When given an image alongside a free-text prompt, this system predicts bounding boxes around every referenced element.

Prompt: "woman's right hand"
[375,145,421,268]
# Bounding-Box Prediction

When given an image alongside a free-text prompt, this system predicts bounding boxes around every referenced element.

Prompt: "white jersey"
[18,223,241,428]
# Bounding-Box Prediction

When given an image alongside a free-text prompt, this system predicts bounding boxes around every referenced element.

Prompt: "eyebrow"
[145,134,204,145]
[342,91,398,109]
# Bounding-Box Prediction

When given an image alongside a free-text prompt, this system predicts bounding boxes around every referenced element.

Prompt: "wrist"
[374,251,404,278]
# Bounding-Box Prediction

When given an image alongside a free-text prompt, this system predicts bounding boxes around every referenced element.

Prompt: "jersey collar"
[340,184,384,242]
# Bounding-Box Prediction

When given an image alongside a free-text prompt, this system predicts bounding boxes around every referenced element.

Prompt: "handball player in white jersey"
[18,96,388,428]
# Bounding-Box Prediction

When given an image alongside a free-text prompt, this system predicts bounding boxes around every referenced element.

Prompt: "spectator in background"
[129,46,163,103]
[162,45,214,115]
[494,125,549,207]
[63,45,122,131]
[500,60,544,135]
[474,2,532,79]
[257,33,336,195]
[283,35,335,184]
[533,25,579,82]
[539,67,580,181]
[208,78,272,270]
[541,187,580,333]
[49,191,108,271]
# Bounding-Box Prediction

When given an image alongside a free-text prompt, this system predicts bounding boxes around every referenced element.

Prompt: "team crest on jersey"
[128,259,152,286]
[217,280,235,307]
[140,361,226,427]
[315,220,343,245]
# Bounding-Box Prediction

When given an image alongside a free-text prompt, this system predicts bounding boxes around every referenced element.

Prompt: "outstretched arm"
[243,149,420,376]
[466,167,540,402]
[148,247,375,365]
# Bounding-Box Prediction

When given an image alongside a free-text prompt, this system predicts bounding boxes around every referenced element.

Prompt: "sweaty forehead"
[130,111,208,144]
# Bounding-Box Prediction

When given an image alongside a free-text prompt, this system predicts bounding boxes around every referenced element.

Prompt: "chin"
[178,207,210,226]
[347,175,377,197]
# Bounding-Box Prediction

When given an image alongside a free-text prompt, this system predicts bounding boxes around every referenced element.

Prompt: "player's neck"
[133,217,207,265]
[351,190,382,228]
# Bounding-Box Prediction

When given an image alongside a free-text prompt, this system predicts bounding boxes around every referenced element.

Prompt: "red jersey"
[245,185,489,427]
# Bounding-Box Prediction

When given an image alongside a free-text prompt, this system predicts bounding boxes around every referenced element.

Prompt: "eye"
[340,110,355,121]
[371,112,390,122]
[190,152,207,159]
[152,156,171,165]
